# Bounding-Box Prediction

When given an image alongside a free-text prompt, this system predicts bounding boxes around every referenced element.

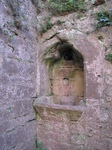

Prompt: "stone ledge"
[34,102,85,112]
[33,98,85,122]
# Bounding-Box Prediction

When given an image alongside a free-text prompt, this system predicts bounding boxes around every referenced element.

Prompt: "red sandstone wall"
[0,1,37,149]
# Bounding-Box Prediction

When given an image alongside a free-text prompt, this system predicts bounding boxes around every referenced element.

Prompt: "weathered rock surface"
[0,0,37,149]
[34,1,112,149]
[0,0,112,150]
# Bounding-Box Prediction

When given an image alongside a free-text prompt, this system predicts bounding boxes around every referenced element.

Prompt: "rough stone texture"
[0,0,112,150]
[50,61,84,105]
[34,102,85,150]
[0,0,37,150]
[34,1,112,149]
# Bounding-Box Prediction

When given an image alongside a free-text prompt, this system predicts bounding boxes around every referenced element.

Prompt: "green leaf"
[9,106,11,113]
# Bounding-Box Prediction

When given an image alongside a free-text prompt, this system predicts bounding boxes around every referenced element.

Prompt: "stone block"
[61,96,75,105]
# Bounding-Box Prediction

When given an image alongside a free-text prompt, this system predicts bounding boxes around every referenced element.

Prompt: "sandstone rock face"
[0,0,112,150]
[34,1,112,148]
[0,0,37,149]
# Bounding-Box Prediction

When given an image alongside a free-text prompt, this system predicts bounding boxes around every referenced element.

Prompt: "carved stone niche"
[34,42,85,150]
[44,42,85,106]
[51,60,84,106]
[34,41,85,107]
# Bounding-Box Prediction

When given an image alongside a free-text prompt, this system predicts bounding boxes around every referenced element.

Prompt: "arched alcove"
[33,30,105,150]
[34,40,86,150]
[43,41,84,106]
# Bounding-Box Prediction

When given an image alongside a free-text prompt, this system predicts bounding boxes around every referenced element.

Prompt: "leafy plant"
[96,9,112,28]
[31,0,42,13]
[106,53,112,64]
[40,24,47,33]
[6,0,20,17]
[74,0,87,12]
[40,17,53,33]
[57,19,63,25]
[48,0,87,15]
[36,142,49,150]
[8,106,11,113]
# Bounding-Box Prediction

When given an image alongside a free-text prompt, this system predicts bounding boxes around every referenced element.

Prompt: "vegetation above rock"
[40,16,53,33]
[106,53,112,64]
[48,0,87,15]
[96,9,112,28]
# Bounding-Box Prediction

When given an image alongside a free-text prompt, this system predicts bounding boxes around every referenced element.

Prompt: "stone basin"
[33,96,86,150]
[33,96,85,121]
